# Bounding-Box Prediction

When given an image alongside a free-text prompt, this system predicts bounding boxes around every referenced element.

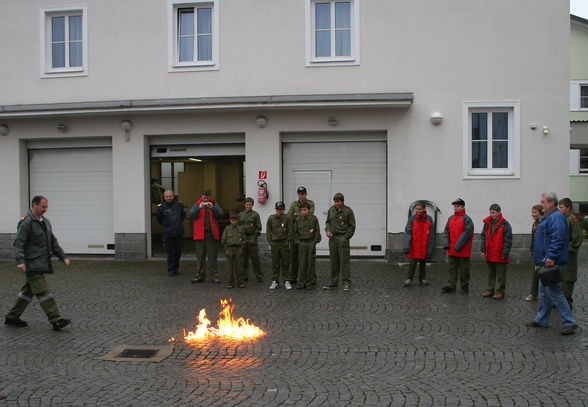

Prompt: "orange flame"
[184,298,265,341]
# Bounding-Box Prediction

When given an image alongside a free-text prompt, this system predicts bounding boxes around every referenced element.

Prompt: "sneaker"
[239,283,246,288]
[561,325,578,336]
[525,320,547,328]
[213,278,221,284]
[419,279,429,286]
[524,295,537,301]
[482,290,494,297]
[5,317,27,327]
[323,284,338,290]
[52,318,71,331]
[492,292,504,300]
[343,283,351,291]
[191,278,205,284]
[227,284,234,289]
[284,281,293,290]
[403,279,412,287]
[269,281,278,290]
[441,286,455,293]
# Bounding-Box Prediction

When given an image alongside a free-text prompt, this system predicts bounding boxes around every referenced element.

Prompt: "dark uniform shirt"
[294,214,321,244]
[221,224,246,247]
[239,210,262,237]
[325,204,356,240]
[266,214,291,243]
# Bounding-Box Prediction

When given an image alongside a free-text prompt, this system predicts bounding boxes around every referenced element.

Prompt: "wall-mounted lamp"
[56,123,68,132]
[542,125,549,135]
[0,124,8,136]
[529,123,537,130]
[121,120,133,141]
[430,112,443,125]
[328,116,338,126]
[255,115,268,128]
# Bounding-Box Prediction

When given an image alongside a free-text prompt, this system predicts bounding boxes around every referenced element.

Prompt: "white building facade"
[0,0,571,261]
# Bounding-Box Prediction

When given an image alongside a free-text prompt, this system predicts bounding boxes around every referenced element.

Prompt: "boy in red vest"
[403,201,435,287]
[441,198,474,294]
[189,188,224,283]
[480,204,512,299]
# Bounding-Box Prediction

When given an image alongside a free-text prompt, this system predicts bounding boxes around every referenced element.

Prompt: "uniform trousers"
[328,234,351,285]
[529,266,540,297]
[297,240,316,286]
[562,251,578,305]
[242,237,262,280]
[406,258,427,281]
[163,235,183,275]
[290,242,316,284]
[6,273,61,323]
[270,240,290,282]
[225,246,243,286]
[486,262,507,293]
[447,255,470,289]
[193,232,219,281]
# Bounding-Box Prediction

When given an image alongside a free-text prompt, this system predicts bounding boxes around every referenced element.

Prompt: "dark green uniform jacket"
[266,214,291,243]
[325,204,356,240]
[294,214,322,244]
[565,212,583,253]
[13,211,67,275]
[221,224,246,247]
[239,210,262,239]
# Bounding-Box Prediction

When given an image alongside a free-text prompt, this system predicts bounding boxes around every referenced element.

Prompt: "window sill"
[41,69,87,78]
[464,169,519,180]
[306,57,359,67]
[169,63,219,72]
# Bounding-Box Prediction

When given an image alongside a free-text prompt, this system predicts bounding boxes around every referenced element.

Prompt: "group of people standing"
[156,186,356,291]
[403,193,582,335]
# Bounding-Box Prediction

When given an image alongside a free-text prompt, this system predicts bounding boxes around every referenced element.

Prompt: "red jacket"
[190,198,222,240]
[481,214,512,263]
[403,211,434,259]
[442,209,474,257]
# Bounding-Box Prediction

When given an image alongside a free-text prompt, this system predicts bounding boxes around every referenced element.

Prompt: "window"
[168,0,219,71]
[571,148,588,174]
[581,86,588,109]
[40,6,88,77]
[463,102,520,178]
[305,0,360,66]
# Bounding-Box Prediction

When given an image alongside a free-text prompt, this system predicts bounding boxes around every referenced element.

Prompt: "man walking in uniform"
[5,196,72,331]
[157,190,186,276]
[288,186,315,285]
[557,197,583,309]
[323,193,356,291]
[190,189,224,283]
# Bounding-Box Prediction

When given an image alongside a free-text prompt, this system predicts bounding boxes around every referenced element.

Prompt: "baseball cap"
[275,201,285,209]
[451,198,465,206]
[297,186,307,194]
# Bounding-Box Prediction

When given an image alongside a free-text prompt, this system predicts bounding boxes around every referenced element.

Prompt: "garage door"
[29,147,114,254]
[283,139,386,256]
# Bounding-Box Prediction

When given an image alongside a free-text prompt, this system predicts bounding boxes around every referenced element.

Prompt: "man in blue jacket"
[157,190,186,276]
[526,192,577,335]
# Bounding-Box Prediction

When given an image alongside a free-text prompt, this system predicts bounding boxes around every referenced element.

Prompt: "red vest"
[192,199,220,240]
[482,214,508,263]
[408,212,432,259]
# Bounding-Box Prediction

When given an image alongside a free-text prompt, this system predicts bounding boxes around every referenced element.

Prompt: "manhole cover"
[98,344,174,362]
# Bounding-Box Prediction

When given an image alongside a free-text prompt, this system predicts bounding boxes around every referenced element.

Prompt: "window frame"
[570,81,588,110]
[168,0,219,72]
[40,5,88,78]
[462,101,520,179]
[305,0,360,67]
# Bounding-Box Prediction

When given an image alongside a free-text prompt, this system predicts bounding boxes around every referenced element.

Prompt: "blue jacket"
[157,200,186,237]
[533,209,569,266]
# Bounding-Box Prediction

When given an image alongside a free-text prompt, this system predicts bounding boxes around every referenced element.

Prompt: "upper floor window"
[581,85,588,109]
[463,102,520,179]
[570,148,588,175]
[40,6,88,77]
[305,0,360,66]
[168,0,219,71]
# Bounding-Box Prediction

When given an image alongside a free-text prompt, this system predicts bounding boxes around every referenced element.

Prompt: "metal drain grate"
[117,348,159,359]
[98,344,174,363]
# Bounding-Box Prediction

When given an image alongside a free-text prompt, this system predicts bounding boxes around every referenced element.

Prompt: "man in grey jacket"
[4,196,71,331]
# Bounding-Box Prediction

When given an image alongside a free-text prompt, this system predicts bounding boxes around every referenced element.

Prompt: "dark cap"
[297,186,307,194]
[451,198,465,206]
[201,188,212,196]
[275,201,285,209]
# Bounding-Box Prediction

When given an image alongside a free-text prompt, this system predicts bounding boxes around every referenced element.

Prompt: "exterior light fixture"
[0,124,8,136]
[542,125,549,135]
[430,112,443,125]
[255,116,268,128]
[121,120,133,141]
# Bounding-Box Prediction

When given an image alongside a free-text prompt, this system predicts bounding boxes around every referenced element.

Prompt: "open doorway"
[150,154,245,257]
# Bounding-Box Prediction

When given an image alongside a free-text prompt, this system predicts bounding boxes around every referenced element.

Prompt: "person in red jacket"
[403,201,435,287]
[480,204,512,299]
[441,198,474,294]
[189,188,224,283]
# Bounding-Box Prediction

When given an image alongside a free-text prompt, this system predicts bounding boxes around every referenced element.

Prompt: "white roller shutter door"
[29,147,114,254]
[283,140,386,256]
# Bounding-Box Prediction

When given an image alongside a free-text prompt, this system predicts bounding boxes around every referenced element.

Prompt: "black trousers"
[163,235,183,275]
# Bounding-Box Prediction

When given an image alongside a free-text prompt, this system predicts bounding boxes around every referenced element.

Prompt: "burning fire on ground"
[184,298,265,341]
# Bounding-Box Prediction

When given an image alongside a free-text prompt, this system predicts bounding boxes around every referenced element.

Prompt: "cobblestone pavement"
[1,251,587,407]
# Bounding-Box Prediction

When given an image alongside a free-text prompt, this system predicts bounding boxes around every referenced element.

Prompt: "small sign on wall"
[258,170,267,179]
